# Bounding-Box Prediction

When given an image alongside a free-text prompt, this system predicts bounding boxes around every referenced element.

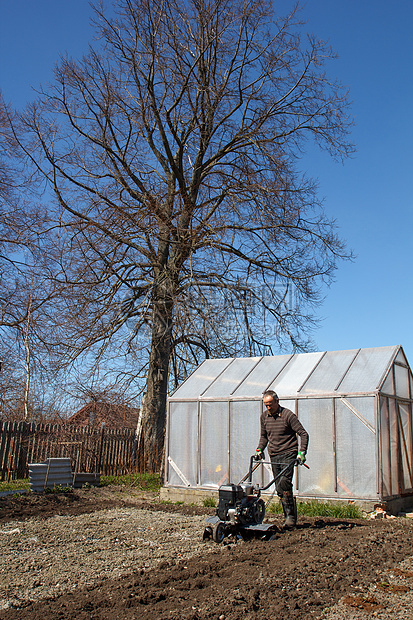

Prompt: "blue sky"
[1,1,412,365]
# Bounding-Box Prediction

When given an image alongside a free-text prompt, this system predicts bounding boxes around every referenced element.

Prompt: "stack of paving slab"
[28,458,100,492]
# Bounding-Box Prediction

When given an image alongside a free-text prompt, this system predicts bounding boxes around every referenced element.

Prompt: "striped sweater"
[257,406,309,456]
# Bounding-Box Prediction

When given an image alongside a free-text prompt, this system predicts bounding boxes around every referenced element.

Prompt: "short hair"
[263,390,278,400]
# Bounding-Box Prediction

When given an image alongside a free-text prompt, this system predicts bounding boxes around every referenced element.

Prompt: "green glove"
[255,448,264,461]
[297,451,306,464]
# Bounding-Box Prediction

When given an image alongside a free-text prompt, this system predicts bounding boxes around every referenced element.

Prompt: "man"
[256,390,309,528]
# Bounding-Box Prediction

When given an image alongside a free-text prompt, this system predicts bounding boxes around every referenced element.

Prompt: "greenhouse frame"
[164,346,413,509]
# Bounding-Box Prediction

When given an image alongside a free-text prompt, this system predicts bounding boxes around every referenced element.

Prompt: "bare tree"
[0,92,60,421]
[14,0,354,469]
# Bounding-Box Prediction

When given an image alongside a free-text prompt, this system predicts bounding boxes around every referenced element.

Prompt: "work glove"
[297,451,306,464]
[254,448,264,461]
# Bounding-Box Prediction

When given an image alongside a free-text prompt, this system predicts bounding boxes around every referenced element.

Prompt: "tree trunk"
[140,284,174,472]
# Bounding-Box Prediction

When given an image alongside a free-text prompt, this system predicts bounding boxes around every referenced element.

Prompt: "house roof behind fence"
[169,345,411,400]
[66,402,139,429]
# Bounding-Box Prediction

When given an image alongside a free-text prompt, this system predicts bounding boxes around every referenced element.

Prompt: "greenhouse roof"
[170,345,411,400]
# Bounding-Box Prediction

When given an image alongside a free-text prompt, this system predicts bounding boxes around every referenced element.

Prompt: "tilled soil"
[1,487,413,620]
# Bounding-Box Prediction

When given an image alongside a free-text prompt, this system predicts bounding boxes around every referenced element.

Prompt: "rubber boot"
[281,491,297,529]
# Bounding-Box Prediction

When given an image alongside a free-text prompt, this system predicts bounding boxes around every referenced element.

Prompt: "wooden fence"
[0,420,140,481]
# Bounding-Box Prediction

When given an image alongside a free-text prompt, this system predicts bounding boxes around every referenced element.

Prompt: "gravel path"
[0,507,213,610]
[1,491,413,619]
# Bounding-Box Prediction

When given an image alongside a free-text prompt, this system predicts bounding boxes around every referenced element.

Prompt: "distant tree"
[0,92,58,420]
[0,354,64,423]
[14,0,354,469]
[0,91,27,336]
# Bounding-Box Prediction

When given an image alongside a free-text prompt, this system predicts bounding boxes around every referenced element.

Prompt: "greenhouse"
[164,346,413,509]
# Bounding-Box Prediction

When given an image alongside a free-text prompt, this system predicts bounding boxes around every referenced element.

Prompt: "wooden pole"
[97,424,105,474]
[6,436,16,483]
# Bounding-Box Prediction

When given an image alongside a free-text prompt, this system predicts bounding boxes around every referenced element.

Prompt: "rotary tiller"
[203,455,304,543]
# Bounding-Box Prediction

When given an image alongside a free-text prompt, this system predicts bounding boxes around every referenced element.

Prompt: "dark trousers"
[270,451,297,497]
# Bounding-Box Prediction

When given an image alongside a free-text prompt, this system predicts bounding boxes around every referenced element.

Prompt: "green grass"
[0,478,30,492]
[100,472,160,492]
[44,484,73,494]
[203,497,216,508]
[268,499,363,519]
[0,473,161,493]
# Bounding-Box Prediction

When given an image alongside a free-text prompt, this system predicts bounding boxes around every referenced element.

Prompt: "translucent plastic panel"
[199,401,229,487]
[396,349,408,366]
[395,365,410,399]
[202,357,262,398]
[295,399,335,496]
[380,398,391,497]
[300,349,359,394]
[233,355,293,397]
[229,401,261,485]
[379,396,391,497]
[337,346,397,393]
[167,402,198,486]
[279,399,297,415]
[170,358,233,399]
[381,370,394,395]
[335,398,377,498]
[389,399,400,496]
[341,396,376,427]
[268,352,325,397]
[398,403,413,492]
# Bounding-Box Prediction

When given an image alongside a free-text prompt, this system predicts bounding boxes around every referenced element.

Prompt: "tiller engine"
[204,455,304,543]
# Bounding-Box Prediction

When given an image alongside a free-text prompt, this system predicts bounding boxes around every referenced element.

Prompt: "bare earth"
[0,487,413,620]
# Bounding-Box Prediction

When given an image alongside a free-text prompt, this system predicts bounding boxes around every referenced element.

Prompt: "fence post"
[6,436,15,482]
[97,424,105,474]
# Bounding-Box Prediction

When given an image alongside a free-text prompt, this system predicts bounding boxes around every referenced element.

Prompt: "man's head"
[263,390,279,414]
